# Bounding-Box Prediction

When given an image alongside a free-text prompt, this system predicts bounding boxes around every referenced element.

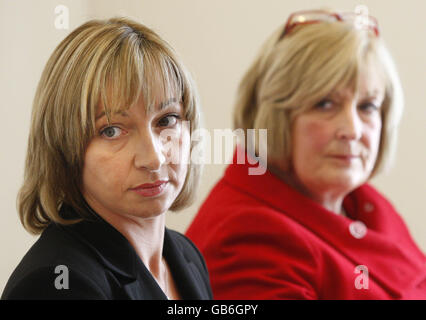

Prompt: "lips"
[130,180,168,197]
[131,180,168,189]
[328,154,361,165]
[330,154,360,159]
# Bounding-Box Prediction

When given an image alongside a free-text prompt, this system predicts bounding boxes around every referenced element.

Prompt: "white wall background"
[1,0,425,293]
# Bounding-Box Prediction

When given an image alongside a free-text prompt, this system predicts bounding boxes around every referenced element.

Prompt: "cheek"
[179,129,191,161]
[168,128,190,185]
[364,117,382,155]
[161,123,191,164]
[370,118,382,147]
[293,119,331,160]
[168,123,191,163]
[176,129,190,175]
[82,144,127,190]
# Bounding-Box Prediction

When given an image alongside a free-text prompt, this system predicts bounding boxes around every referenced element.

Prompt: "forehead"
[358,63,386,96]
[332,64,386,99]
[95,93,180,120]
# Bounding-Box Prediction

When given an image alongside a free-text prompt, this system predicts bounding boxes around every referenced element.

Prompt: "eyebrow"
[159,98,179,110]
[329,88,384,100]
[95,98,180,121]
[95,110,129,121]
[358,89,385,102]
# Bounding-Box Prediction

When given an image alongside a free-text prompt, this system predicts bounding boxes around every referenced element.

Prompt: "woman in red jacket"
[186,9,426,299]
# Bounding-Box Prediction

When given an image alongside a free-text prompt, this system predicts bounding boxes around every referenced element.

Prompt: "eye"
[314,99,334,110]
[359,102,379,113]
[158,114,180,127]
[100,126,122,139]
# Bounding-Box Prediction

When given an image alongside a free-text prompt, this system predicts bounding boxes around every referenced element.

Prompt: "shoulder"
[189,204,320,277]
[357,183,397,209]
[187,208,320,299]
[166,229,209,272]
[355,183,407,224]
[1,223,109,300]
[2,265,107,300]
[358,183,424,249]
[165,229,213,299]
[213,207,319,254]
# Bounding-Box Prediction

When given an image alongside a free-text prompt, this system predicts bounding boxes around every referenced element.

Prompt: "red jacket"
[186,149,426,299]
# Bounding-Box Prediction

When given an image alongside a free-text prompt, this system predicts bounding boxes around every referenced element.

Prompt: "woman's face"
[290,66,385,199]
[82,93,190,220]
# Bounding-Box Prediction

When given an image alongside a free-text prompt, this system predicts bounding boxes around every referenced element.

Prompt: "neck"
[312,193,345,215]
[269,165,346,215]
[111,214,166,279]
[84,200,167,280]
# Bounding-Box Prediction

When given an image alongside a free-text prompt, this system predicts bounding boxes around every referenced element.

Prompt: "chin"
[127,207,167,220]
[327,174,366,193]
[123,198,172,219]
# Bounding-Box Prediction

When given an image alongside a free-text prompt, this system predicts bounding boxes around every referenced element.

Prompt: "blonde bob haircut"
[18,17,201,235]
[234,17,404,176]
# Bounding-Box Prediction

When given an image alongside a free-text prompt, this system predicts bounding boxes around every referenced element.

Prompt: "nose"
[134,130,166,171]
[335,103,363,141]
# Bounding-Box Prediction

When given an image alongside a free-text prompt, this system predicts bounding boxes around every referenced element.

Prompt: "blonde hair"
[234,18,404,175]
[18,17,201,235]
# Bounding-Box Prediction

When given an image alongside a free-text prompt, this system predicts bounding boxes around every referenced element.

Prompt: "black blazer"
[2,203,213,300]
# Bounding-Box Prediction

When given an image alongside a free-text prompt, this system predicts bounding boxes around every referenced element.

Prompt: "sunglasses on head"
[279,9,379,40]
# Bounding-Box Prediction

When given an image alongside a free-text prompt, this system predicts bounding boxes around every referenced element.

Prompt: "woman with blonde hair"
[187,9,426,299]
[2,17,212,300]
